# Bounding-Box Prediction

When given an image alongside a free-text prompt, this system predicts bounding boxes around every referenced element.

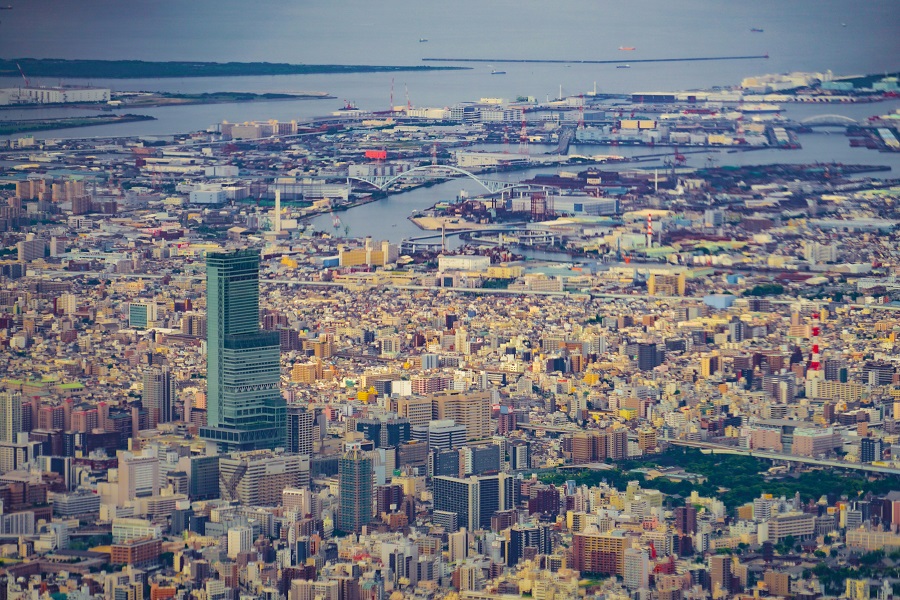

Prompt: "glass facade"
[200,249,285,451]
[338,448,373,534]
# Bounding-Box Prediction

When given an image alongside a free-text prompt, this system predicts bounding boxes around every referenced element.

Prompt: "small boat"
[750,27,764,32]
[617,64,631,69]
[619,46,635,51]
[491,69,506,75]
[419,38,428,42]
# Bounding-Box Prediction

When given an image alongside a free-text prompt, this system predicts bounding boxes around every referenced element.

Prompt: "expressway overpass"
[26,269,900,312]
[668,440,900,476]
[516,422,583,434]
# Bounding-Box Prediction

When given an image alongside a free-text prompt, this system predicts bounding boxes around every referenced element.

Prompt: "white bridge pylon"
[348,164,530,194]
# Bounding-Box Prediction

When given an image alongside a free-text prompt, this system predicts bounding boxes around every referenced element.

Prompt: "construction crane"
[16,62,29,87]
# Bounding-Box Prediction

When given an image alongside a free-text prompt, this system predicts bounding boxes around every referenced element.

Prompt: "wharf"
[423,54,769,66]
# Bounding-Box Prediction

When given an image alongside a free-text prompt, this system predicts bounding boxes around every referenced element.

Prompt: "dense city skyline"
[1,2,899,600]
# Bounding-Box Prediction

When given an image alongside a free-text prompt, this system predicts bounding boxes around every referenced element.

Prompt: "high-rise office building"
[507,523,553,566]
[709,555,732,596]
[128,302,158,329]
[200,249,286,451]
[474,473,513,530]
[189,455,220,500]
[860,438,883,463]
[573,529,627,576]
[286,406,314,455]
[218,451,309,506]
[674,506,697,535]
[338,446,373,534]
[356,417,411,449]
[637,343,664,371]
[623,547,651,590]
[0,392,22,443]
[429,390,492,440]
[142,367,174,429]
[227,526,253,559]
[433,473,514,532]
[434,476,479,531]
[118,451,160,503]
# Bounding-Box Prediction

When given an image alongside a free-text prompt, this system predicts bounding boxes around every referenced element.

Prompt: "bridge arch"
[799,114,858,126]
[348,164,529,194]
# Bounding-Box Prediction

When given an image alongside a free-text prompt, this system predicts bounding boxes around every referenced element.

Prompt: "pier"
[423,54,770,66]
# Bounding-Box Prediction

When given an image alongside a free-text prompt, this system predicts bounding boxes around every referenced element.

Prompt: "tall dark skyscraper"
[142,366,174,429]
[200,249,285,451]
[637,342,663,371]
[338,445,373,534]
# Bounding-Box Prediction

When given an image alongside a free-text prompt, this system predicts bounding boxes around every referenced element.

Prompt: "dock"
[423,54,769,66]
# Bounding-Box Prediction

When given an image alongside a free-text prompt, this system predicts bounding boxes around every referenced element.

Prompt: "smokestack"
[274,189,282,233]
[646,213,653,250]
[131,406,141,450]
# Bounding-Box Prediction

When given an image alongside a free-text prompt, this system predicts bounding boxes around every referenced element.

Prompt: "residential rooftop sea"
[2,0,900,593]
[1,61,900,599]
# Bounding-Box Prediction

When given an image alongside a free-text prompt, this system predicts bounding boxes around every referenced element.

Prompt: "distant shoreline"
[0,114,155,136]
[0,59,467,79]
[0,91,336,112]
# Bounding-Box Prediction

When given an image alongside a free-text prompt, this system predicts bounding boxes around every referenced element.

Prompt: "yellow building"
[486,265,524,279]
[573,529,627,576]
[338,238,399,267]
[845,579,869,600]
[638,429,657,453]
[291,362,319,384]
[647,272,686,296]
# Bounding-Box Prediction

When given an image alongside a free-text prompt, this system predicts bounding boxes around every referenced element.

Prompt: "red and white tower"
[646,213,653,249]
[518,116,529,155]
[808,312,823,379]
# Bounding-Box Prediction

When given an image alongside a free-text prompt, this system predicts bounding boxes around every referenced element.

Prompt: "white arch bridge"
[798,114,859,127]
[348,164,532,195]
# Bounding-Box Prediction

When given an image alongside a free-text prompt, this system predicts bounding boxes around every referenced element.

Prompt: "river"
[1,0,897,243]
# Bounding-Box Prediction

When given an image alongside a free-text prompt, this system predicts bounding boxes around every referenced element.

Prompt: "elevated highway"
[668,440,900,476]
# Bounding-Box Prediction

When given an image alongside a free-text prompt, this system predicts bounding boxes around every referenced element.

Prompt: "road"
[28,269,900,311]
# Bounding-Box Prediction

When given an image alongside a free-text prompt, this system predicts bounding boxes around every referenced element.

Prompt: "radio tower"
[808,312,823,380]
[646,213,653,249]
[518,116,529,155]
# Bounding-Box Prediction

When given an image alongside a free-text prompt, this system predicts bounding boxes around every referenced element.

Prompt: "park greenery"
[743,283,785,297]
[538,447,898,511]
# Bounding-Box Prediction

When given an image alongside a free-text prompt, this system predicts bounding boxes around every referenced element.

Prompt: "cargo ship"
[618,46,635,51]
[750,27,764,32]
